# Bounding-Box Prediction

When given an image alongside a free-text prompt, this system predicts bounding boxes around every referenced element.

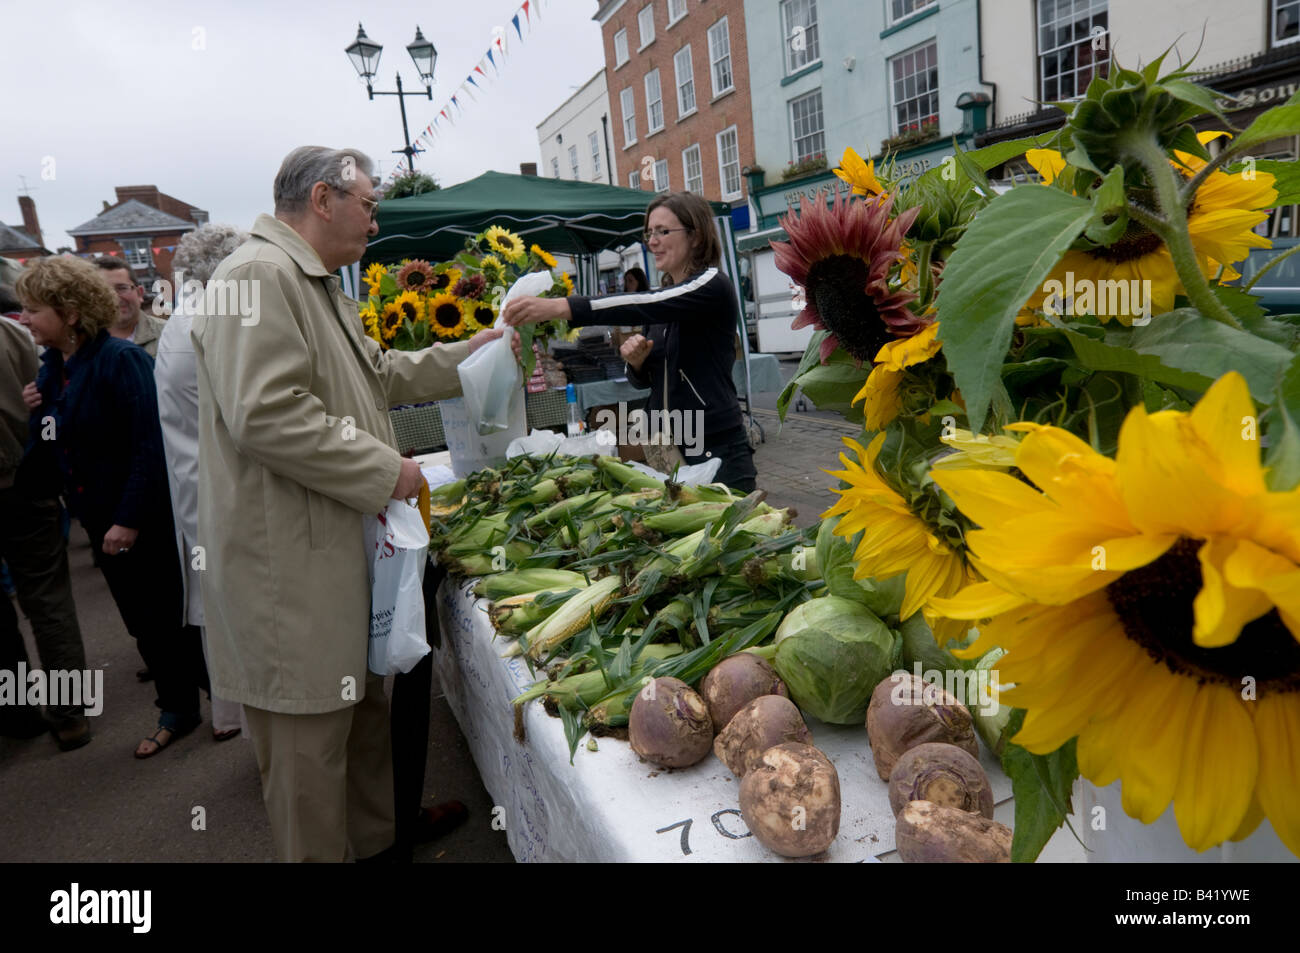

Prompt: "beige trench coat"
[193,214,470,714]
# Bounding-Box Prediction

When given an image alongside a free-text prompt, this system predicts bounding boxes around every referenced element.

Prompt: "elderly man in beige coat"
[192,146,502,862]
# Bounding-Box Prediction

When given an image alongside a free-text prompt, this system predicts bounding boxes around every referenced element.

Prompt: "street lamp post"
[345,23,438,175]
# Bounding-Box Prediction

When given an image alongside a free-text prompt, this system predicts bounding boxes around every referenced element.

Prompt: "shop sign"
[1216,79,1300,112]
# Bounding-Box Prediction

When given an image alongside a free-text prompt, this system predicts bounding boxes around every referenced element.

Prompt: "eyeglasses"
[643,226,692,243]
[336,187,380,221]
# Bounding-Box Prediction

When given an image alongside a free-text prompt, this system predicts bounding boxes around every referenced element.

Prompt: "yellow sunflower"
[824,430,975,644]
[929,372,1300,856]
[560,272,574,295]
[484,226,526,263]
[392,290,425,326]
[932,428,1021,471]
[853,322,942,430]
[531,244,558,268]
[363,315,383,345]
[379,301,404,341]
[1023,139,1276,321]
[426,267,463,295]
[833,146,884,197]
[364,262,388,297]
[427,291,470,339]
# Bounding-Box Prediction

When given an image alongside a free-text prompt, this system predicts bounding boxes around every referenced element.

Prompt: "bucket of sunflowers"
[775,53,1300,862]
[361,224,576,474]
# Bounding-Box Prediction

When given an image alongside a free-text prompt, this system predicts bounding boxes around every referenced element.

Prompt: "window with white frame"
[638,4,655,49]
[674,45,696,117]
[569,145,580,179]
[790,89,825,162]
[551,157,560,178]
[1277,0,1300,45]
[668,0,687,25]
[1037,0,1109,101]
[716,125,741,199]
[614,28,629,67]
[889,40,939,134]
[708,18,734,97]
[888,0,935,25]
[782,0,820,74]
[621,87,637,145]
[121,237,152,269]
[590,131,602,178]
[645,68,665,133]
[629,170,641,190]
[682,143,703,193]
[653,158,670,192]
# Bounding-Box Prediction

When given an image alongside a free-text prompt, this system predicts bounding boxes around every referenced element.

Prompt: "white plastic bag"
[365,498,430,676]
[458,270,557,436]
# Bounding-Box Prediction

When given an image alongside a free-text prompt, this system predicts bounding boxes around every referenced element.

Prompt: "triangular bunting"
[523,0,531,22]
[512,13,521,40]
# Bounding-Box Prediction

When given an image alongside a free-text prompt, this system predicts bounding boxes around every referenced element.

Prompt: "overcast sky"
[1,0,606,251]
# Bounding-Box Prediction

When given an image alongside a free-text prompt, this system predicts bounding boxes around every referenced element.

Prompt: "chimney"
[18,196,42,248]
[520,162,538,176]
[115,185,162,210]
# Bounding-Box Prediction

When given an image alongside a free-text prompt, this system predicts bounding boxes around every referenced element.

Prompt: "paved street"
[0,355,853,863]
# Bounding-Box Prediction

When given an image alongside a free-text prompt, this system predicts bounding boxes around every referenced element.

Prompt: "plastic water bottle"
[566,383,583,437]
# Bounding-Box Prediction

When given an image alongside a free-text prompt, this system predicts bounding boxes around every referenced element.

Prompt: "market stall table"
[406,467,1087,864]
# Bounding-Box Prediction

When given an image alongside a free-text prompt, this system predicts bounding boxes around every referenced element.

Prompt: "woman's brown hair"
[15,256,119,339]
[646,191,720,283]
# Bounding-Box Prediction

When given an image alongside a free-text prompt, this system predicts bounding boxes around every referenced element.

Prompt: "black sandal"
[134,715,199,759]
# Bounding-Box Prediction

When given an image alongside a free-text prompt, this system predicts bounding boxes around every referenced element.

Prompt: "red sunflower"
[774,190,924,364]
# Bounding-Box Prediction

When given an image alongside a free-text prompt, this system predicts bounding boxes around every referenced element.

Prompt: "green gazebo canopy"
[365,170,730,264]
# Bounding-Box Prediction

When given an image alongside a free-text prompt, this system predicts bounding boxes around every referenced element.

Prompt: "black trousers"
[390,557,447,854]
[88,520,207,721]
[685,424,758,493]
[0,490,88,725]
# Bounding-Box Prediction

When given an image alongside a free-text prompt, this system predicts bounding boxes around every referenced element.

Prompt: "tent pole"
[719,215,756,441]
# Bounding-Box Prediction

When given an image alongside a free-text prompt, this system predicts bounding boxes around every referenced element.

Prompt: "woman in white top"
[154,224,248,740]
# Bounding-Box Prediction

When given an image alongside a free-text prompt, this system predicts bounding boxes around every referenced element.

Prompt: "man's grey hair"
[171,223,249,284]
[273,146,377,216]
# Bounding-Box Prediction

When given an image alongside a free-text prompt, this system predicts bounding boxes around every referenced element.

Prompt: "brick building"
[0,196,53,263]
[595,0,756,224]
[67,185,209,287]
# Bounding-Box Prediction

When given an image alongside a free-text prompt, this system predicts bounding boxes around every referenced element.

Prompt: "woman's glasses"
[643,226,692,243]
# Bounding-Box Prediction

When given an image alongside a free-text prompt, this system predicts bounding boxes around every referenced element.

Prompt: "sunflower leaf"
[1001,710,1081,863]
[936,186,1095,431]
[1264,352,1300,491]
[1159,79,1233,128]
[960,134,1060,173]
[786,355,868,424]
[777,331,831,422]
[1062,309,1294,402]
[1226,97,1300,154]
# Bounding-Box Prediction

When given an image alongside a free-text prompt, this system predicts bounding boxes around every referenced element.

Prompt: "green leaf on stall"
[1265,353,1300,492]
[787,355,868,424]
[1083,165,1129,245]
[937,186,1094,431]
[1211,283,1266,324]
[378,273,398,297]
[1062,309,1295,402]
[1001,709,1082,863]
[1225,92,1300,152]
[960,134,1058,173]
[777,330,830,422]
[1160,78,1233,127]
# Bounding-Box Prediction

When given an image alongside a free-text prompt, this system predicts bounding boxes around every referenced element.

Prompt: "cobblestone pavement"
[749,406,858,528]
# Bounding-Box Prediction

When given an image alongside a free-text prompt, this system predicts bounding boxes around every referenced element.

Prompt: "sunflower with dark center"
[452,274,487,300]
[484,225,526,264]
[395,259,435,292]
[472,303,495,328]
[929,373,1300,856]
[391,291,425,326]
[427,291,469,339]
[774,189,925,364]
[1022,138,1275,320]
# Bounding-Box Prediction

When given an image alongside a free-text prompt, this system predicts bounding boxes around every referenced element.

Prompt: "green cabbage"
[773,596,901,725]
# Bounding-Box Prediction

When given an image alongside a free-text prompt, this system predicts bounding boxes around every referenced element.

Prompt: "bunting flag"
[383,0,546,183]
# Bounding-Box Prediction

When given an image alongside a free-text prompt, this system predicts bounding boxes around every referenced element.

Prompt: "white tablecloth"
[429,577,1086,863]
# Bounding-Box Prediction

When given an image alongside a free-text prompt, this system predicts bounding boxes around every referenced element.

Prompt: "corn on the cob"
[489,587,583,634]
[475,569,589,600]
[523,490,611,532]
[514,574,622,660]
[670,482,740,504]
[511,643,682,708]
[595,455,665,491]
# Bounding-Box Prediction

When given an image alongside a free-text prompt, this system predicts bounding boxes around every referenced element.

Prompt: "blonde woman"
[17,256,208,758]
